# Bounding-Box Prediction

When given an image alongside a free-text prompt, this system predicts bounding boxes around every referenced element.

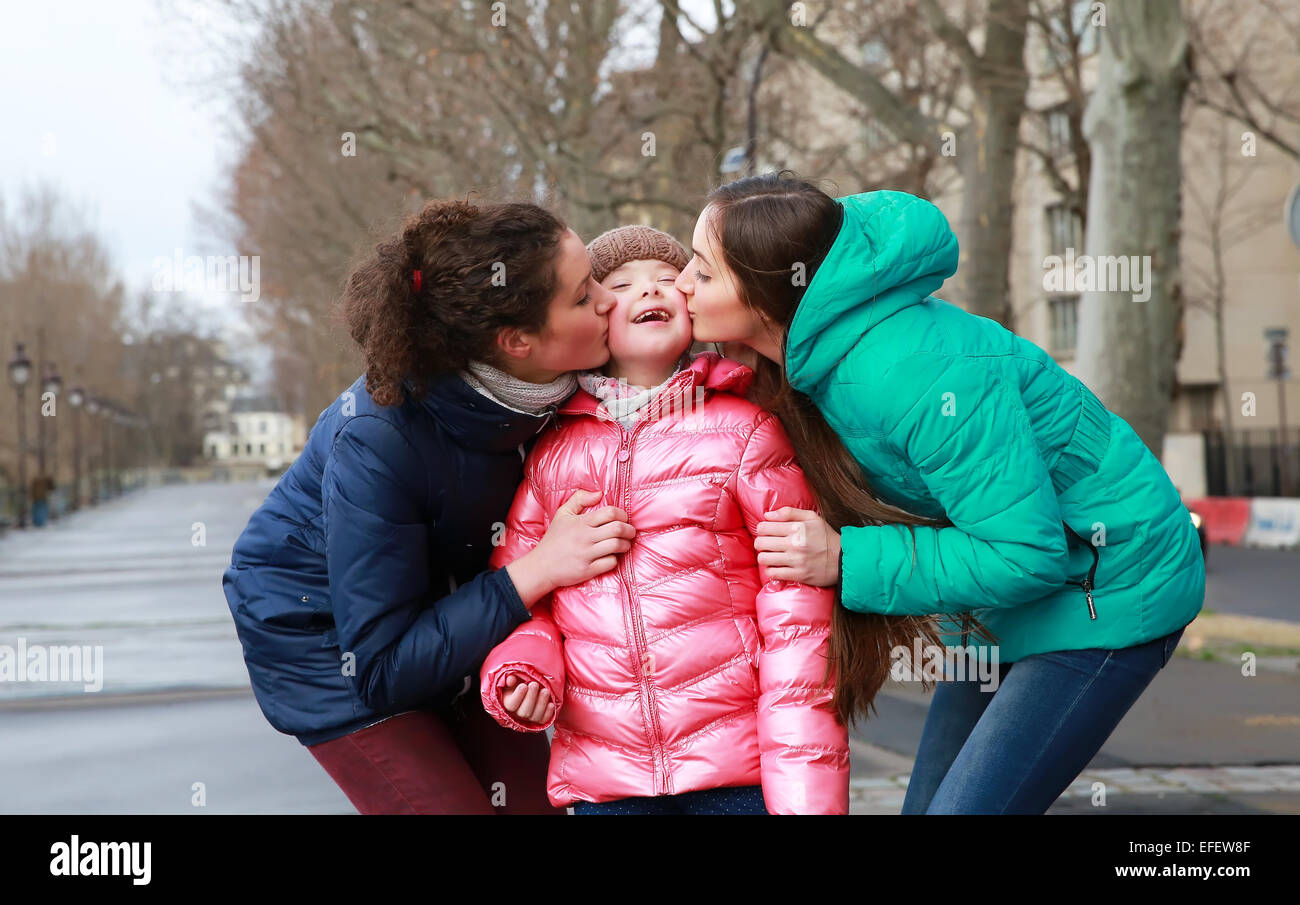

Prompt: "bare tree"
[1021,0,1094,231]
[0,187,134,495]
[1182,111,1278,437]
[1074,0,1191,456]
[1186,0,1300,160]
[208,0,809,418]
[756,0,1030,328]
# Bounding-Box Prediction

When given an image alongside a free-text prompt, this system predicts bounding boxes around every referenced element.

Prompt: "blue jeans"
[573,784,768,815]
[901,626,1186,815]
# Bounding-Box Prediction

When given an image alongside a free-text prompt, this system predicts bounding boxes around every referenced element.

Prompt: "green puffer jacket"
[785,190,1204,663]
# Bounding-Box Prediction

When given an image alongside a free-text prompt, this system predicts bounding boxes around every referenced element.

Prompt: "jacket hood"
[784,190,960,393]
[558,350,753,420]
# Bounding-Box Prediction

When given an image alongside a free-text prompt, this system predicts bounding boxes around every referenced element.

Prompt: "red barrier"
[1184,497,1251,546]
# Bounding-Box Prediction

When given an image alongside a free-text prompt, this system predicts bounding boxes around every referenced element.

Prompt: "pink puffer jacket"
[480,352,849,813]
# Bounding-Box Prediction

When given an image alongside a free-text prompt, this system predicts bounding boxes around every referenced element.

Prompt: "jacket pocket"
[1062,521,1099,620]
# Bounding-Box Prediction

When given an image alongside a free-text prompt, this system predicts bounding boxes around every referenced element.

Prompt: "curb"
[1183,613,1300,650]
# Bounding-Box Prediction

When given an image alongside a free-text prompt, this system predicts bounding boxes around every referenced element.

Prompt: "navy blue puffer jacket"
[222,372,556,746]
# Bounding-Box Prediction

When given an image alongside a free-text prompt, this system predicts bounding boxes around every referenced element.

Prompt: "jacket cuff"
[480,662,561,732]
[840,524,911,615]
[494,566,532,625]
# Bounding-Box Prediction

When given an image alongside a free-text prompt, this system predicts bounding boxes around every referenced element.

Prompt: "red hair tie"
[412,269,423,292]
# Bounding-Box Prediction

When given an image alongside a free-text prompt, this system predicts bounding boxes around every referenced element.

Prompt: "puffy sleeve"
[480,464,566,731]
[323,415,530,713]
[734,412,850,815]
[838,352,1070,616]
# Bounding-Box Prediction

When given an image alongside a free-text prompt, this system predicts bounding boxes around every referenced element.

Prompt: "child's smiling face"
[601,259,694,372]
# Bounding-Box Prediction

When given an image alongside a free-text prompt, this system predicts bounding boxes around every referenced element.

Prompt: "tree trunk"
[953,0,1028,327]
[763,0,1029,328]
[1074,0,1190,457]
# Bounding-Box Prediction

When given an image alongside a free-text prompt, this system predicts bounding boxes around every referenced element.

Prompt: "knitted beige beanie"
[586,225,690,284]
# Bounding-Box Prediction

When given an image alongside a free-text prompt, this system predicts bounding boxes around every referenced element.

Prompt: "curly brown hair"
[342,196,569,407]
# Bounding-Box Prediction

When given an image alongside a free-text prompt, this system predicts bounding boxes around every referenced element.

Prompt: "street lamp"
[43,364,61,519]
[85,396,101,504]
[7,342,32,528]
[99,400,116,498]
[111,407,126,494]
[68,386,84,511]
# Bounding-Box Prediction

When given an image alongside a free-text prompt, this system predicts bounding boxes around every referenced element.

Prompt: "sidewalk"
[848,645,1300,814]
[849,737,1300,814]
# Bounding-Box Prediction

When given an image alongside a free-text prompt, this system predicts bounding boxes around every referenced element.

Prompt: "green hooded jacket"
[786,190,1204,662]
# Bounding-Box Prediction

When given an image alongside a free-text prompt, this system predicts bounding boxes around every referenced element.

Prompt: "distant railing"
[1203,428,1300,497]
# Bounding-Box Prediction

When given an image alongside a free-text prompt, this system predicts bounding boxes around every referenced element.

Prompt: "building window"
[1046,203,1083,256]
[1187,386,1218,432]
[209,445,217,458]
[1046,105,1071,156]
[231,444,238,456]
[1049,295,1079,356]
[259,443,266,454]
[259,420,268,434]
[246,443,253,455]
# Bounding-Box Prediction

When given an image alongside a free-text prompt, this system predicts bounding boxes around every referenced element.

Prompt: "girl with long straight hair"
[674,171,1203,814]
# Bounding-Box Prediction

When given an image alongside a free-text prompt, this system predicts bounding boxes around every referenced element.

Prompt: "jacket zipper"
[611,416,672,794]
[1062,521,1099,620]
[571,374,691,793]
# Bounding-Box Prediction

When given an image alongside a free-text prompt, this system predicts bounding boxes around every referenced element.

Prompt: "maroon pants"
[308,697,565,815]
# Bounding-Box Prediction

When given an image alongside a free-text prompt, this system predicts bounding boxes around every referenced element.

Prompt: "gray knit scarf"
[459,360,578,415]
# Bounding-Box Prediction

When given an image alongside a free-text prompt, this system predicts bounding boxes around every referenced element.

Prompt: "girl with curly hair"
[222,197,636,814]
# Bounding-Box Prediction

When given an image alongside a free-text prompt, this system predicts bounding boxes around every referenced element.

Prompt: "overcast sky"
[0,0,718,359]
[0,0,252,335]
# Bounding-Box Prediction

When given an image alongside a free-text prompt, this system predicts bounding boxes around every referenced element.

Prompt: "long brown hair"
[705,171,994,725]
[342,196,569,406]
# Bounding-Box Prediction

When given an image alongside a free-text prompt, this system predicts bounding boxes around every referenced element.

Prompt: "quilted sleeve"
[735,412,851,815]
[480,467,565,731]
[838,351,1071,616]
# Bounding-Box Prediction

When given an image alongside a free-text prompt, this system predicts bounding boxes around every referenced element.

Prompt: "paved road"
[0,480,267,699]
[1203,544,1300,623]
[0,690,351,814]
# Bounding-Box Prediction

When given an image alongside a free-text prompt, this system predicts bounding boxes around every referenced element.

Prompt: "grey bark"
[1074,0,1191,456]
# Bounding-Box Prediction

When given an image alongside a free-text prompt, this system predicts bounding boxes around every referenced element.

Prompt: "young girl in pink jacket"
[480,226,849,814]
